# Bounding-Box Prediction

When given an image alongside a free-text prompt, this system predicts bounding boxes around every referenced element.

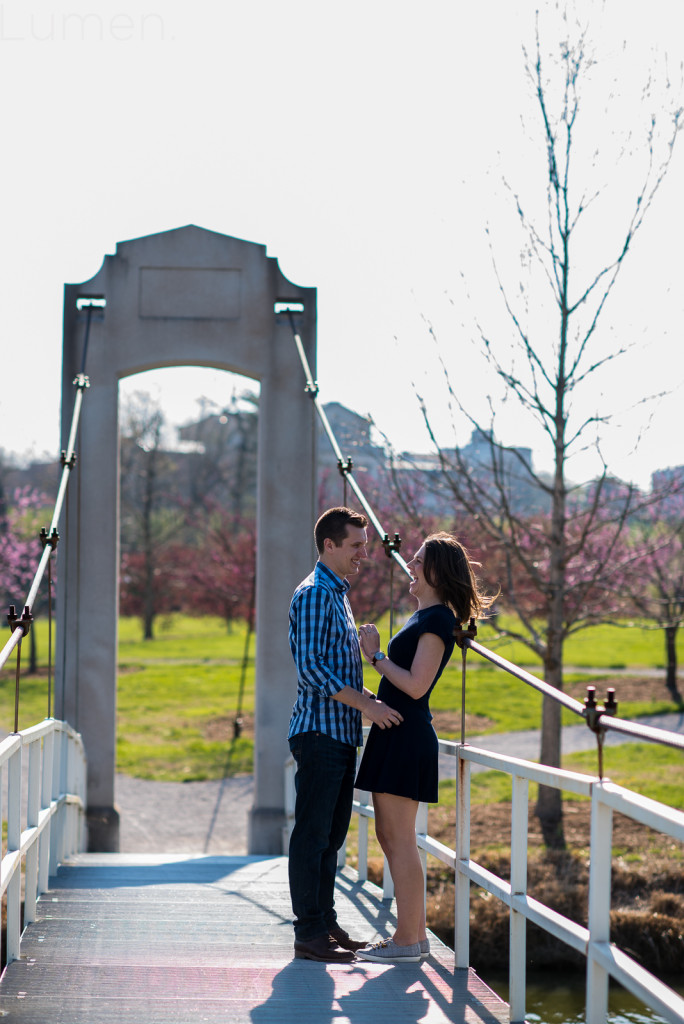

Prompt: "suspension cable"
[0,375,89,675]
[279,304,410,580]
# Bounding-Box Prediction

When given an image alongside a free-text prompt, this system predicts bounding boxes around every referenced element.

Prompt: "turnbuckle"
[7,605,33,636]
[382,533,402,558]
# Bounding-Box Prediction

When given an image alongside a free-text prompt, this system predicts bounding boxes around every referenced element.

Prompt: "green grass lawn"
[1,614,681,783]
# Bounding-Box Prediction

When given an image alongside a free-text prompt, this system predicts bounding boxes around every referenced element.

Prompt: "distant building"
[388,428,548,516]
[652,466,684,492]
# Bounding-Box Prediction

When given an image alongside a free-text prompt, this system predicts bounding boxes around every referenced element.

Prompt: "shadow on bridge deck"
[0,854,510,1024]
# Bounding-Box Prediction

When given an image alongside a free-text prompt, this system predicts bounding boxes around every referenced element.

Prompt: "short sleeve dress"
[354,603,456,803]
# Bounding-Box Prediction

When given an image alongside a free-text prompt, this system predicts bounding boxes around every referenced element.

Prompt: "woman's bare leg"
[373,792,426,946]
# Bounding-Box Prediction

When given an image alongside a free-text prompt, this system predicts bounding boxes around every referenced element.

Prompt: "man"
[287,506,403,963]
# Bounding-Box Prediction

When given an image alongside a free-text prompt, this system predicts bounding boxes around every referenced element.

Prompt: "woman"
[354,532,493,964]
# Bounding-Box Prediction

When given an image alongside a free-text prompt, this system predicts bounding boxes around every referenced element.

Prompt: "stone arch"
[56,225,317,853]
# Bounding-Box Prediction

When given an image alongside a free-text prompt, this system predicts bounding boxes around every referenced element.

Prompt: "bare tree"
[120,392,183,640]
[176,391,258,518]
[628,487,684,706]
[414,7,682,846]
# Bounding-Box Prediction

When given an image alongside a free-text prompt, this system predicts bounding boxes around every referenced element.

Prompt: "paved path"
[115,712,684,855]
[116,773,253,855]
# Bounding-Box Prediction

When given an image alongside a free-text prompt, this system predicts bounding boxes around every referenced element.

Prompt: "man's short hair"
[314,507,368,554]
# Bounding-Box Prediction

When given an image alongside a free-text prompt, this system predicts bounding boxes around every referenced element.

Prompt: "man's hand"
[366,698,403,730]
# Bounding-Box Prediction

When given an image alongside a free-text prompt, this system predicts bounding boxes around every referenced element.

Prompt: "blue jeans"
[288,731,357,941]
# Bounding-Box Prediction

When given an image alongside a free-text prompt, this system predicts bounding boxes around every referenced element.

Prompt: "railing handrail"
[285,713,684,1023]
[465,638,587,716]
[464,636,684,753]
[0,718,87,966]
[344,735,683,1024]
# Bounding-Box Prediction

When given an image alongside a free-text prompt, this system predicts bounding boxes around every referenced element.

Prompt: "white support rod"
[287,316,410,576]
[466,638,586,716]
[0,377,87,674]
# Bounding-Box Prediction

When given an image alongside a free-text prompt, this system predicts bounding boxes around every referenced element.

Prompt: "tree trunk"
[29,626,37,675]
[142,448,157,641]
[536,307,568,850]
[664,624,683,705]
[536,648,565,849]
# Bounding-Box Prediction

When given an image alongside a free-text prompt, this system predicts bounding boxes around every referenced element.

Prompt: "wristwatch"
[372,651,386,666]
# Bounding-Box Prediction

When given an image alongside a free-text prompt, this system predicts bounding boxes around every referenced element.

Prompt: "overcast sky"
[1,0,683,491]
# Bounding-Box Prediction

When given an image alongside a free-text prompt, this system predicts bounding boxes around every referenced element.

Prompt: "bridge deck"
[0,853,509,1024]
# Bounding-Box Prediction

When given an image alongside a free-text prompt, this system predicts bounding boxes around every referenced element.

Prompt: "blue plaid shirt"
[288,561,364,747]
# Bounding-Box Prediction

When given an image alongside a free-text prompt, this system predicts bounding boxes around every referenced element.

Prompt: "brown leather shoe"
[329,925,368,952]
[294,934,355,963]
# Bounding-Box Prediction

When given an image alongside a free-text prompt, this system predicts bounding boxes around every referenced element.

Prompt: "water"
[484,970,684,1023]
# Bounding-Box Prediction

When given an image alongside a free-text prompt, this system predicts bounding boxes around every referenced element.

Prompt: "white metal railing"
[447,741,684,1024]
[284,732,684,1024]
[0,718,87,965]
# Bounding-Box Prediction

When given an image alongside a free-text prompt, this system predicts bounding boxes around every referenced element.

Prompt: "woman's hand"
[358,623,380,661]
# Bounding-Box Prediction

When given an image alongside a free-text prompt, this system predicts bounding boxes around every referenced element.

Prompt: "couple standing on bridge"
[287,507,493,964]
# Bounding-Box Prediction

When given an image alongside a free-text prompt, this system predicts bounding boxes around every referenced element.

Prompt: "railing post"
[79,735,88,849]
[49,725,62,876]
[455,744,470,969]
[416,800,429,910]
[586,781,613,1024]
[382,856,395,900]
[509,773,529,1023]
[65,731,77,857]
[59,725,69,862]
[356,789,370,882]
[6,744,22,964]
[40,725,54,892]
[24,735,42,925]
[282,755,294,855]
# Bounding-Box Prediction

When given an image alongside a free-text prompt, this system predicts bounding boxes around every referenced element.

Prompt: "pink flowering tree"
[0,487,53,673]
[178,507,257,631]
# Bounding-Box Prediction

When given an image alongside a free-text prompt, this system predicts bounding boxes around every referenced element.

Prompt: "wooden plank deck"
[0,854,511,1023]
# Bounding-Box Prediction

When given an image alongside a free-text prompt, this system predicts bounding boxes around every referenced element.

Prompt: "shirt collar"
[315,560,351,594]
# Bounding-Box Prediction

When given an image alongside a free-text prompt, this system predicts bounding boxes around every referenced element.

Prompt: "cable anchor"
[337,458,353,478]
[40,527,60,550]
[454,618,478,649]
[583,686,618,779]
[60,451,77,469]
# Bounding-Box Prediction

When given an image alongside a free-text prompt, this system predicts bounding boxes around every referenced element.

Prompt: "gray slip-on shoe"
[356,938,422,964]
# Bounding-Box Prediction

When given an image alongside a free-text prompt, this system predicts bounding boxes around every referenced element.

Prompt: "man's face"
[324,526,369,579]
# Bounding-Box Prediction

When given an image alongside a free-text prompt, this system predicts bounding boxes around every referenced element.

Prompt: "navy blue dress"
[354,604,456,803]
